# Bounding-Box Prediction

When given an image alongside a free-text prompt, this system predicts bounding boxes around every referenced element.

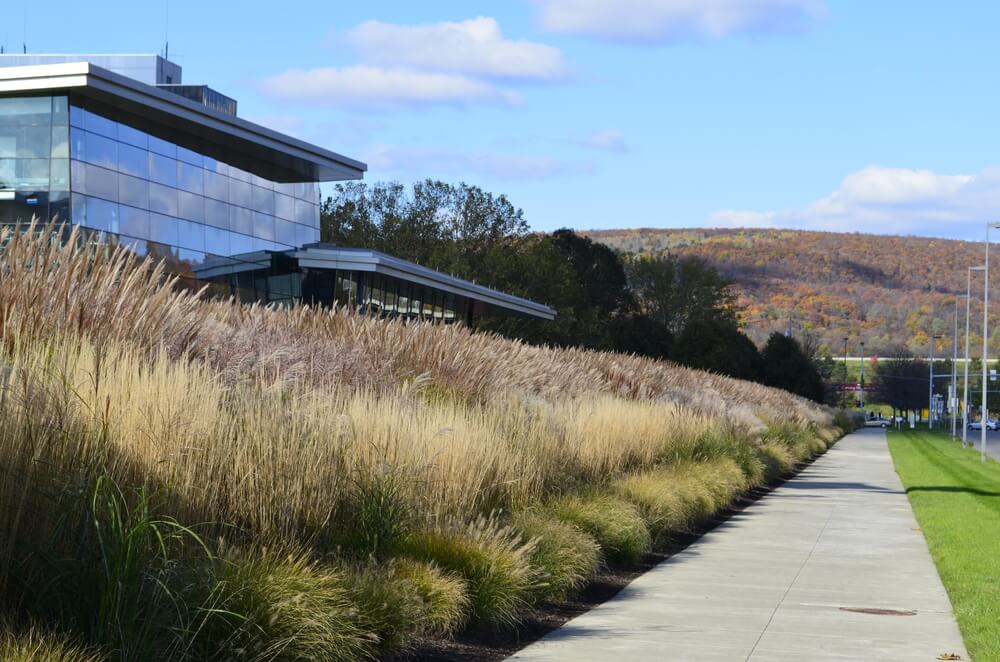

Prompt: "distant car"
[968,419,999,431]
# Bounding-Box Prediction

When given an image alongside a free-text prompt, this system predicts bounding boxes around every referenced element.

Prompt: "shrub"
[193,547,375,662]
[511,510,602,602]
[548,494,651,565]
[398,516,537,628]
[0,625,104,662]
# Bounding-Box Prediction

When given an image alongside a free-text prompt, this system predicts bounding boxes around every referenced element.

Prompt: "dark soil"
[399,458,821,662]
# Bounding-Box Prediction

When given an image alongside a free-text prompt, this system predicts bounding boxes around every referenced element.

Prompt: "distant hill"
[583,228,1000,356]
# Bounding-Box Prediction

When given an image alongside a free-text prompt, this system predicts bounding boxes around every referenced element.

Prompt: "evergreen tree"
[672,320,763,382]
[761,333,826,403]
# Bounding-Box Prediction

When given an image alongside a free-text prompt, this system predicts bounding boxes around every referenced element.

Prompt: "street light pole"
[930,334,936,429]
[963,266,984,447]
[860,341,866,411]
[983,224,992,464]
[953,298,960,439]
[843,336,849,408]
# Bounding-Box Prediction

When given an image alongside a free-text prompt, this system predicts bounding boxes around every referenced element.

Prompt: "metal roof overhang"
[0,62,366,183]
[293,245,556,320]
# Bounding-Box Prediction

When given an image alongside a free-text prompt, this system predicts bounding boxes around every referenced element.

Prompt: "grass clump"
[759,440,797,479]
[398,516,537,628]
[888,430,1000,661]
[763,423,826,464]
[0,626,104,662]
[548,494,651,565]
[340,562,425,654]
[614,459,745,539]
[511,510,602,602]
[340,559,469,652]
[194,547,375,662]
[394,559,470,638]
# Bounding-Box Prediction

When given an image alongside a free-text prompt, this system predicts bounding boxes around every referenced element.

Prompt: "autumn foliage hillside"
[584,227,1000,356]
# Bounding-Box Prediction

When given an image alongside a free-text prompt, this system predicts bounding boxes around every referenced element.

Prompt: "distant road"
[962,428,1000,463]
[833,357,997,363]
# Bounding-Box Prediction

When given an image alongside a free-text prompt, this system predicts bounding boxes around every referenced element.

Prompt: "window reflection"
[4,96,328,306]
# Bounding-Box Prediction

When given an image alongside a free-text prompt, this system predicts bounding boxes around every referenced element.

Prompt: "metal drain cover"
[839,607,917,616]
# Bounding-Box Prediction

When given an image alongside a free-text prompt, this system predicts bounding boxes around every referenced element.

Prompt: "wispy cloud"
[581,129,627,152]
[366,144,592,180]
[259,66,522,110]
[535,0,827,42]
[708,165,1000,239]
[262,16,566,110]
[348,17,570,81]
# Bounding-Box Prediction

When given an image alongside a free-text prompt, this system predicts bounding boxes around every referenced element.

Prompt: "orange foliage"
[585,228,997,355]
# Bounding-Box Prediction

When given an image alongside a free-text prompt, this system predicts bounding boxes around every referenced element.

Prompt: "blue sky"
[11,1,1000,238]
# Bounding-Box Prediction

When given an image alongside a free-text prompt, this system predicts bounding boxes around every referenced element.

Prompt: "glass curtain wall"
[68,102,321,272]
[0,95,69,225]
[1,95,471,323]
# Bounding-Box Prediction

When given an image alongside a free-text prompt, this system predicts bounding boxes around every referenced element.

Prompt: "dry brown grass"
[0,225,842,655]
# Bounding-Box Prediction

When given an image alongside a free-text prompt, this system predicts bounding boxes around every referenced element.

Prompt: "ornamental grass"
[0,224,845,659]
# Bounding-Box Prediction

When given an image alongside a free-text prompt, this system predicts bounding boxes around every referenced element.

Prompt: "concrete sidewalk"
[510,428,968,661]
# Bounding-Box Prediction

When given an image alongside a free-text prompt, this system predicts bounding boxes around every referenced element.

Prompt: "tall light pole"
[983,223,995,464]
[963,266,984,447]
[929,333,941,428]
[860,341,866,411]
[953,298,961,439]
[843,336,849,408]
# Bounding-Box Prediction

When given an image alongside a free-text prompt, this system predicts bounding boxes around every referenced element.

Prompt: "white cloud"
[707,165,1000,238]
[366,144,591,180]
[535,0,827,42]
[711,209,777,228]
[582,129,627,152]
[348,17,569,81]
[259,65,521,110]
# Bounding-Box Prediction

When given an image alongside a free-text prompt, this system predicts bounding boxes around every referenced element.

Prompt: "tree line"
[870,346,1000,420]
[321,181,825,403]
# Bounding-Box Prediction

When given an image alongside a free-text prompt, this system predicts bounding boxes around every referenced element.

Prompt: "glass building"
[0,57,555,322]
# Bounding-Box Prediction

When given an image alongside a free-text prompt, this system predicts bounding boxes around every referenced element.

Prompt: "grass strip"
[887,429,1000,661]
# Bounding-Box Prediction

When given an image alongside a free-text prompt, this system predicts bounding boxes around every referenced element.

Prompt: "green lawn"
[888,429,1000,661]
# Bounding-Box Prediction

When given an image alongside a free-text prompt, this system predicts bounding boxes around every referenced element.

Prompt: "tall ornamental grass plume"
[0,224,851,656]
[0,222,203,356]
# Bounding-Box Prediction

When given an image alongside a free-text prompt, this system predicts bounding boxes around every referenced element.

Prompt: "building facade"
[0,56,554,322]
